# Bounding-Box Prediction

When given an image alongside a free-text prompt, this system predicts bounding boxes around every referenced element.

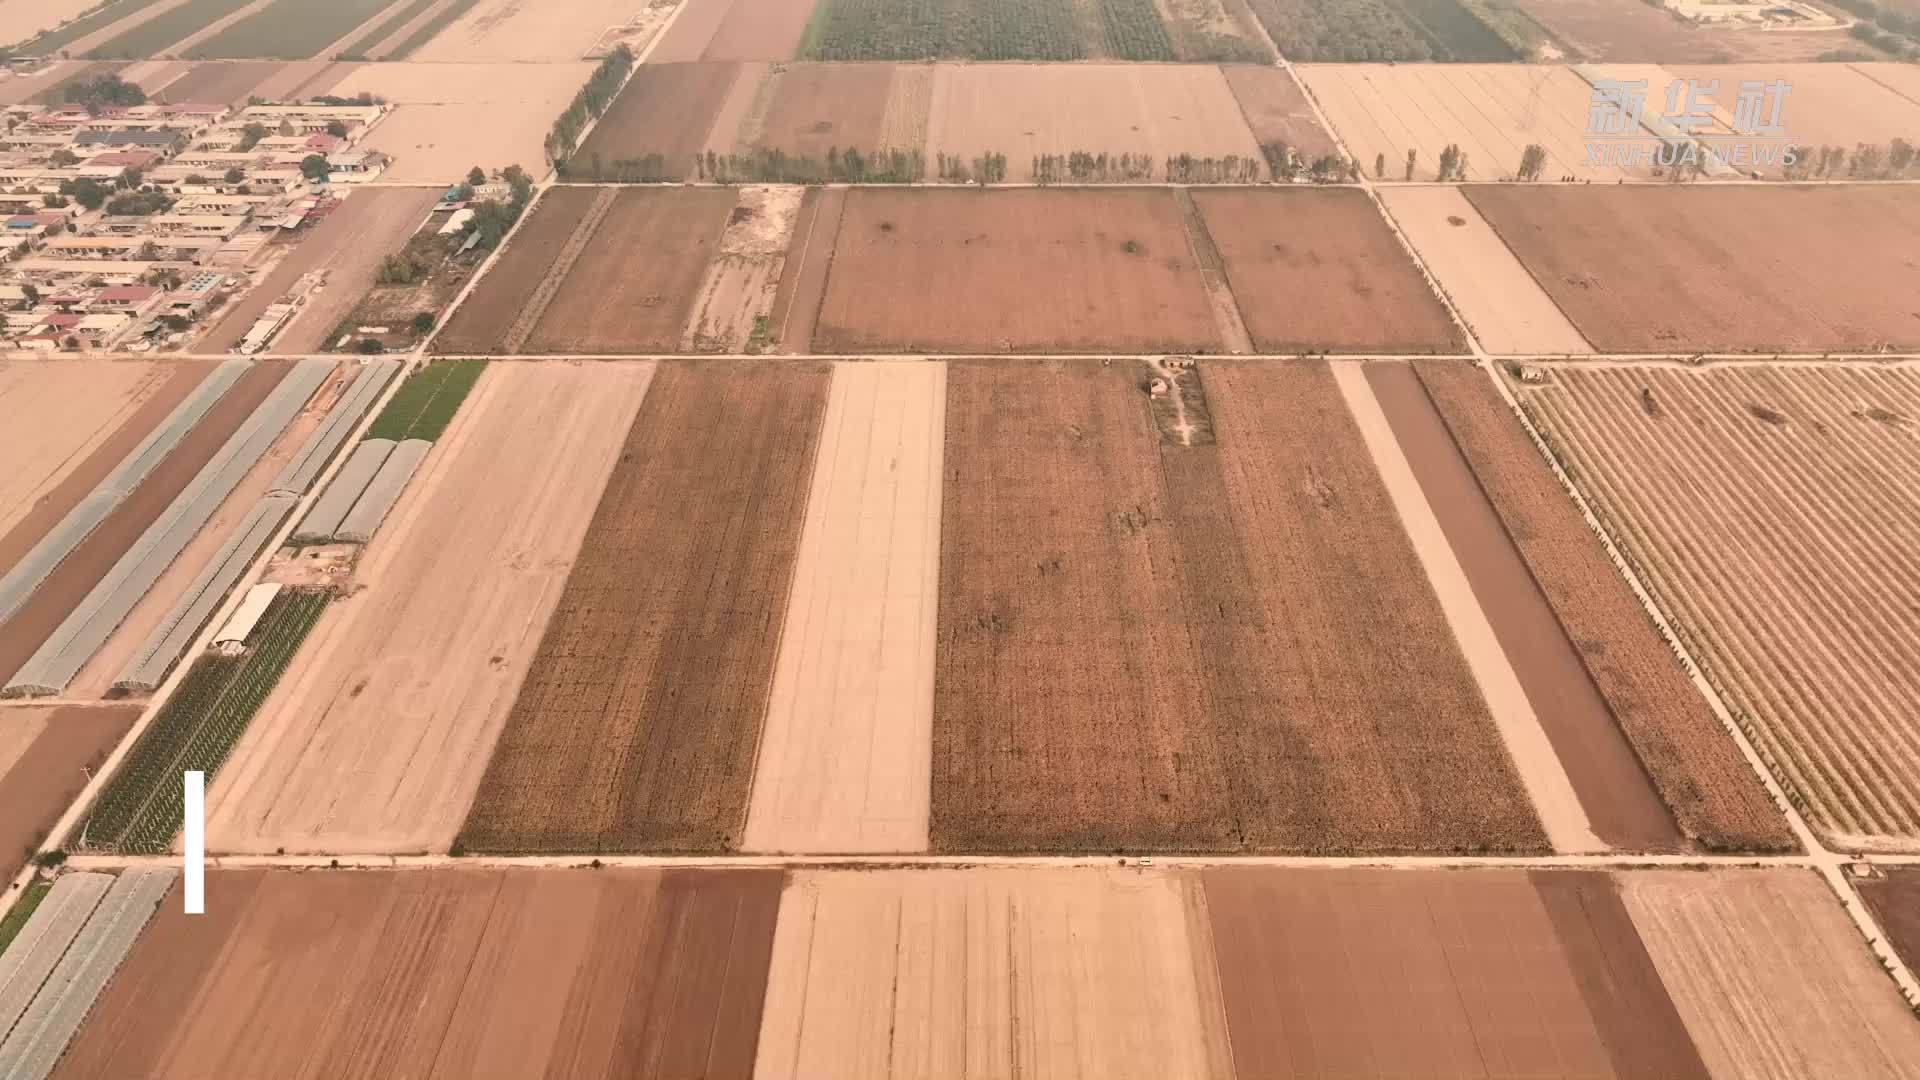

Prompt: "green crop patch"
[383,0,483,58]
[1394,0,1515,60]
[85,0,253,58]
[0,879,51,959]
[364,358,488,442]
[1098,0,1176,59]
[8,0,161,55]
[75,589,330,855]
[188,0,399,58]
[801,0,1089,59]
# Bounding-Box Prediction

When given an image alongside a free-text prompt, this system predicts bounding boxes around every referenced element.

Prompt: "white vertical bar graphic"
[183,770,204,915]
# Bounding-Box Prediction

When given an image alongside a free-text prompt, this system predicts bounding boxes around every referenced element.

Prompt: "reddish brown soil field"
[1858,869,1920,976]
[527,187,737,353]
[0,705,135,883]
[0,362,211,580]
[1465,185,1920,353]
[646,0,738,61]
[56,867,783,1078]
[155,59,278,104]
[812,188,1220,354]
[1202,867,1710,1078]
[1367,361,1680,851]
[1413,362,1793,852]
[1193,187,1463,353]
[460,364,828,853]
[748,62,891,158]
[764,186,845,353]
[701,0,818,60]
[1221,63,1339,160]
[0,362,286,684]
[574,62,742,180]
[434,186,600,355]
[932,360,1544,854]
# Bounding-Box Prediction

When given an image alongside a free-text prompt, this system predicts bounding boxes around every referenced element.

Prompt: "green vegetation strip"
[1097,0,1174,60]
[364,359,487,442]
[85,0,253,58]
[188,0,399,59]
[78,590,330,855]
[800,0,1088,60]
[383,0,483,59]
[6,0,159,56]
[0,880,51,959]
[338,0,438,58]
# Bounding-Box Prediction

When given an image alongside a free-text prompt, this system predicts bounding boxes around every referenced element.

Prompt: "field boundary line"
[500,187,618,354]
[0,354,426,931]
[61,852,1821,871]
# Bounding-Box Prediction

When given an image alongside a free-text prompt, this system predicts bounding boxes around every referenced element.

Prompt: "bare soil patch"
[320,62,593,183]
[1467,185,1920,352]
[151,59,279,104]
[575,61,745,180]
[1220,63,1336,159]
[0,362,171,551]
[435,186,601,355]
[459,364,828,853]
[1857,868,1920,977]
[527,187,737,353]
[205,364,652,855]
[702,0,819,59]
[411,0,648,60]
[0,706,135,885]
[56,867,783,1078]
[814,188,1219,354]
[1368,361,1679,851]
[1195,187,1462,353]
[0,362,286,687]
[763,185,845,353]
[683,185,804,351]
[746,62,894,159]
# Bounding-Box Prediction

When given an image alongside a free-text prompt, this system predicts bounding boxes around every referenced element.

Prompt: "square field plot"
[1194,187,1464,354]
[318,62,594,184]
[1466,184,1920,352]
[810,188,1221,354]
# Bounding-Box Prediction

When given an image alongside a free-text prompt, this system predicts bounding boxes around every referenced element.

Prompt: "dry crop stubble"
[460,363,829,853]
[0,361,172,544]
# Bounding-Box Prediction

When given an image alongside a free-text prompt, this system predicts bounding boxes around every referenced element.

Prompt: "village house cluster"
[0,92,389,352]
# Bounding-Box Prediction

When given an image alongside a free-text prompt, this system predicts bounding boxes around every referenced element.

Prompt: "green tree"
[410,311,435,336]
[1374,152,1385,179]
[1517,144,1547,181]
[58,177,110,210]
[325,120,349,138]
[223,167,245,184]
[300,154,331,183]
[467,166,486,186]
[237,123,269,151]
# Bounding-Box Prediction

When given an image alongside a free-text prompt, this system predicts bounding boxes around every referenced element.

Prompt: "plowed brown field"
[1415,361,1793,852]
[742,62,892,159]
[459,364,827,853]
[0,705,135,884]
[1857,869,1920,977]
[1467,185,1920,352]
[812,188,1220,354]
[1204,867,1710,1078]
[574,61,743,180]
[932,360,1544,854]
[1194,188,1463,353]
[1221,62,1337,160]
[434,186,600,354]
[700,0,819,60]
[55,867,784,1078]
[1525,366,1920,851]
[206,363,653,855]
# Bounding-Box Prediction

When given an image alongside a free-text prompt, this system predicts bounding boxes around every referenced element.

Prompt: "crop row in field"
[795,0,1259,59]
[1247,0,1513,59]
[0,878,50,958]
[83,0,251,57]
[10,0,159,55]
[187,0,397,58]
[382,0,482,58]
[75,588,329,854]
[337,0,436,58]
[362,359,486,442]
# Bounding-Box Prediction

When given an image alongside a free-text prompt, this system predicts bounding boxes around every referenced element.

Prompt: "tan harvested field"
[696,0,817,60]
[813,188,1220,354]
[1623,869,1920,1077]
[736,62,893,159]
[1416,361,1795,853]
[743,363,942,854]
[205,364,652,855]
[1526,366,1920,851]
[1206,867,1711,1078]
[574,61,743,180]
[67,361,348,700]
[411,0,649,60]
[1520,0,1871,61]
[1221,62,1337,160]
[933,361,1544,854]
[756,869,1231,1077]
[1467,185,1920,352]
[1673,63,1920,175]
[924,63,1262,182]
[0,0,100,44]
[0,361,171,546]
[683,185,803,352]
[318,62,592,183]
[1857,869,1920,977]
[1381,187,1591,355]
[0,363,209,583]
[153,59,279,105]
[763,185,844,353]
[460,364,827,853]
[527,187,736,353]
[55,867,784,1078]
[199,188,434,353]
[0,706,135,885]
[0,362,285,686]
[1194,188,1463,354]
[1300,64,1654,181]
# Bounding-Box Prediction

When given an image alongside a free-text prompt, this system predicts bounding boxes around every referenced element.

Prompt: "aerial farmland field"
[573,62,745,181]
[657,0,822,61]
[1517,0,1868,61]
[0,362,179,551]
[407,0,649,61]
[183,0,397,59]
[810,188,1221,354]
[1524,365,1920,850]
[0,706,135,884]
[317,62,593,183]
[459,364,827,853]
[82,0,253,58]
[1467,185,1920,352]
